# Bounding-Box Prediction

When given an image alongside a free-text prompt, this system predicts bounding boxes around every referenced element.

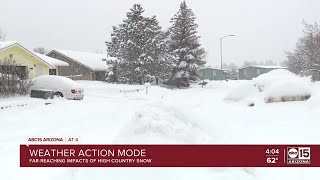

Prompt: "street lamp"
[220,34,235,70]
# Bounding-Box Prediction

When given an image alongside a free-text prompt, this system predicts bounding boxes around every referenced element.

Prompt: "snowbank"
[113,103,212,144]
[224,81,260,102]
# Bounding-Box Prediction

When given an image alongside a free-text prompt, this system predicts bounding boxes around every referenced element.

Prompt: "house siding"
[47,51,93,80]
[0,45,51,78]
[199,68,226,80]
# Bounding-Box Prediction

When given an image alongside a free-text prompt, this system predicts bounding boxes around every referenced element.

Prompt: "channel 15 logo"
[287,147,311,164]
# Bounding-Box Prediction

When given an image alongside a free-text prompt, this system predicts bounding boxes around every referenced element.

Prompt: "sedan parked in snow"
[29,75,84,100]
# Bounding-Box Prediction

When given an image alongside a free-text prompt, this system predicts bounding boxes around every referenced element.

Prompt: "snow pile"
[253,69,312,98]
[114,103,212,144]
[224,81,259,102]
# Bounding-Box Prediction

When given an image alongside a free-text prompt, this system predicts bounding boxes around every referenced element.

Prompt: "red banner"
[20,145,320,167]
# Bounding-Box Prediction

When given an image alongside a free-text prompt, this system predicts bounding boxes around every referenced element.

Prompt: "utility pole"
[220,35,236,70]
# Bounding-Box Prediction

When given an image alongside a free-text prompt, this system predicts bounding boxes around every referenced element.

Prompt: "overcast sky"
[1,0,319,67]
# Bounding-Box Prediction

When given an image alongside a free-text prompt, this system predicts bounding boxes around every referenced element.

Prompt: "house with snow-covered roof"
[0,41,69,78]
[198,66,230,80]
[46,50,109,81]
[238,65,287,80]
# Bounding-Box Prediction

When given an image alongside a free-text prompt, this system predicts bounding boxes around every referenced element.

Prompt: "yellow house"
[0,41,68,78]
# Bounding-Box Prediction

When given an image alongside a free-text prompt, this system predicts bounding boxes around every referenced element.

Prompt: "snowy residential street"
[1,0,320,178]
[1,80,320,179]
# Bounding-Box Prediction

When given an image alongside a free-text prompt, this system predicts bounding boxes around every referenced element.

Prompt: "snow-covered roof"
[199,66,224,71]
[0,41,55,68]
[0,41,17,50]
[33,52,69,67]
[254,65,287,69]
[0,41,69,68]
[238,65,287,70]
[49,50,108,71]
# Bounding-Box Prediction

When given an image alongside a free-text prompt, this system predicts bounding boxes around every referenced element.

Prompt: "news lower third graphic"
[20,143,320,167]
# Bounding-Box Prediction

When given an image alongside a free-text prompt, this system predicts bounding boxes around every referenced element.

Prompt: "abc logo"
[288,148,298,158]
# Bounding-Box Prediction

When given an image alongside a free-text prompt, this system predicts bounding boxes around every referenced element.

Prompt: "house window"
[257,69,261,75]
[49,69,57,75]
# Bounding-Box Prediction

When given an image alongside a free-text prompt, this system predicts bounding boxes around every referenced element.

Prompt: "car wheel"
[54,92,63,97]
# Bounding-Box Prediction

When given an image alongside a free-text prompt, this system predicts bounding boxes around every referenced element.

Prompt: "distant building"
[238,65,287,80]
[0,41,68,78]
[198,67,230,80]
[46,50,109,81]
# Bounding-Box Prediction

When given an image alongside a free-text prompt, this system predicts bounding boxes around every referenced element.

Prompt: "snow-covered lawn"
[1,80,320,179]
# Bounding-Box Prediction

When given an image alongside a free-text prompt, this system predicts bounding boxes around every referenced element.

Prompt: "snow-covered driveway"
[1,80,320,179]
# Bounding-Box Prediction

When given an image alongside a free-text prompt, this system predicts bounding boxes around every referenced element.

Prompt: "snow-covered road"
[1,80,320,179]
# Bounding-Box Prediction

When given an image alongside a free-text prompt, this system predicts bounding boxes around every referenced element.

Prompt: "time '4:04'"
[265,149,280,155]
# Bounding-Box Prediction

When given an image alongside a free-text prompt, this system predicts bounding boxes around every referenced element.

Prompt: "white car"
[30,75,84,100]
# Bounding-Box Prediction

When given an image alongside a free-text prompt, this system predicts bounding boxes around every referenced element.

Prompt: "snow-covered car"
[253,69,312,103]
[29,75,84,100]
[225,69,312,104]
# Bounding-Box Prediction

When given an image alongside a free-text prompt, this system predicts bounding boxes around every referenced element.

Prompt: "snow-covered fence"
[0,103,28,110]
[66,75,83,81]
[120,83,151,94]
[120,88,145,93]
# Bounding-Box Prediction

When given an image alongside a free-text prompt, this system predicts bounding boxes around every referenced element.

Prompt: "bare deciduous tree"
[243,60,258,67]
[0,58,32,96]
[0,28,6,41]
[33,47,46,54]
[285,21,320,80]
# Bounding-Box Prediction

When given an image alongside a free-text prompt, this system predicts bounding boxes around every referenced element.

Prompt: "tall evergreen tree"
[168,1,206,81]
[106,4,167,84]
